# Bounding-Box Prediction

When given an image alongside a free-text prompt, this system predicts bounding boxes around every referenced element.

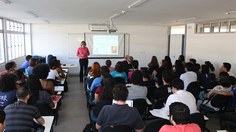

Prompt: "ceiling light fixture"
[128,0,147,8]
[109,13,121,19]
[0,0,11,4]
[176,17,196,22]
[43,19,50,23]
[225,10,236,15]
[26,11,39,18]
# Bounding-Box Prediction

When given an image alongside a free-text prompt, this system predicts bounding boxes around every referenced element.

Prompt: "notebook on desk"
[51,95,62,102]
[54,86,64,92]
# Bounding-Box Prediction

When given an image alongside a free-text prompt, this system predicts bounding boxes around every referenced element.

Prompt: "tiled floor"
[53,75,221,132]
[54,75,89,132]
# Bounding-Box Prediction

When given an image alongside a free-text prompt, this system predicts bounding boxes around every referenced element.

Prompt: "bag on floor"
[83,122,98,132]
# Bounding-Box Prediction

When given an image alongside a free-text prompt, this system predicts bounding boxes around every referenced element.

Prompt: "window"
[196,24,203,33]
[171,25,185,34]
[196,19,236,33]
[203,23,210,33]
[0,19,4,63]
[0,19,2,30]
[0,33,4,63]
[211,22,219,32]
[6,20,25,60]
[230,21,236,32]
[220,21,229,32]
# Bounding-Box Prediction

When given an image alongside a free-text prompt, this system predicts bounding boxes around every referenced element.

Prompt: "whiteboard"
[68,33,85,59]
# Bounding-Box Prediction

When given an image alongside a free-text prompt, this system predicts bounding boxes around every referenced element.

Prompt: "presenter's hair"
[81,41,86,45]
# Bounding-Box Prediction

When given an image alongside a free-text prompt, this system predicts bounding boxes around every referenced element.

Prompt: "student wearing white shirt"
[157,79,198,119]
[180,62,197,90]
[47,60,61,81]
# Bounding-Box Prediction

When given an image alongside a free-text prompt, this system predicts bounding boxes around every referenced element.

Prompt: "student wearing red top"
[77,41,90,82]
[160,102,201,132]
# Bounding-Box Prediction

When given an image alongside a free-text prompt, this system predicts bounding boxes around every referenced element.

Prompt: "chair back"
[102,125,133,132]
[146,85,157,102]
[188,113,205,131]
[34,103,52,116]
[132,98,148,117]
[210,94,231,109]
[186,81,201,100]
[113,77,125,84]
[144,119,171,132]
[93,100,112,117]
[153,97,168,109]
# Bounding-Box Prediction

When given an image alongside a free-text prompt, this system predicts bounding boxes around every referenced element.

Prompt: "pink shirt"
[0,71,8,76]
[77,47,90,59]
[160,123,201,132]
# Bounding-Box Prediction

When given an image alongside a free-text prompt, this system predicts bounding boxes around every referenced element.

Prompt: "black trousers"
[79,58,88,81]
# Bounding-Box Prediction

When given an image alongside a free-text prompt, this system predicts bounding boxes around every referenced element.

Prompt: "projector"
[108,29,117,33]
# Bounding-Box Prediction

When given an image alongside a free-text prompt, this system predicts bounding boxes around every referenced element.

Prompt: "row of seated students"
[84,55,236,131]
[0,55,66,131]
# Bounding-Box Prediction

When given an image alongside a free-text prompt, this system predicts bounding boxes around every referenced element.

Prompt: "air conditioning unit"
[89,24,109,31]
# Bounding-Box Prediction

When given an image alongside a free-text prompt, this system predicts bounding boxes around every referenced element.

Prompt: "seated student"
[126,70,147,100]
[26,58,37,75]
[142,68,156,102]
[0,110,5,132]
[180,62,197,90]
[0,61,16,76]
[154,70,172,108]
[148,56,159,76]
[96,84,144,132]
[201,76,232,111]
[47,60,62,83]
[220,62,235,77]
[160,102,201,132]
[4,87,45,132]
[94,70,114,103]
[128,60,139,83]
[173,60,185,79]
[155,79,197,119]
[0,73,17,110]
[27,64,55,111]
[153,59,170,86]
[86,62,101,88]
[110,61,127,81]
[199,64,216,90]
[20,55,32,69]
[105,59,114,72]
[14,69,27,88]
[205,61,215,73]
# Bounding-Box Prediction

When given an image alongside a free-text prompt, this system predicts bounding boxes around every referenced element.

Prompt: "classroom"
[0,0,236,131]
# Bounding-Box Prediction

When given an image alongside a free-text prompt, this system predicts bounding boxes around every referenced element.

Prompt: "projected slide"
[85,33,125,58]
[93,35,118,55]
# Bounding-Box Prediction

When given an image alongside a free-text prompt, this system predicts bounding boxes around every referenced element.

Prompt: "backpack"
[83,122,98,132]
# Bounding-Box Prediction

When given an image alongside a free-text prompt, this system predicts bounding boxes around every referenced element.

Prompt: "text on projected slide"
[93,35,118,55]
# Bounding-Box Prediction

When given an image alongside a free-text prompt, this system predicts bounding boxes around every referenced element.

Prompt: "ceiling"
[0,0,236,26]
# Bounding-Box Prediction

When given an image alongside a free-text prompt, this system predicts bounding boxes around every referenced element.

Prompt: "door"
[168,34,185,64]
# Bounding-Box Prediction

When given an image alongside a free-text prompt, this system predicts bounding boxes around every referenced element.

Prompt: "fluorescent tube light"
[43,19,50,23]
[0,0,11,4]
[109,13,121,19]
[26,11,39,18]
[128,0,147,8]
[176,17,196,22]
[225,11,236,15]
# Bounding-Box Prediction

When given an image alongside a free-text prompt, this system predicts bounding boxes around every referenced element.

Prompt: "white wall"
[186,23,236,76]
[31,24,168,74]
